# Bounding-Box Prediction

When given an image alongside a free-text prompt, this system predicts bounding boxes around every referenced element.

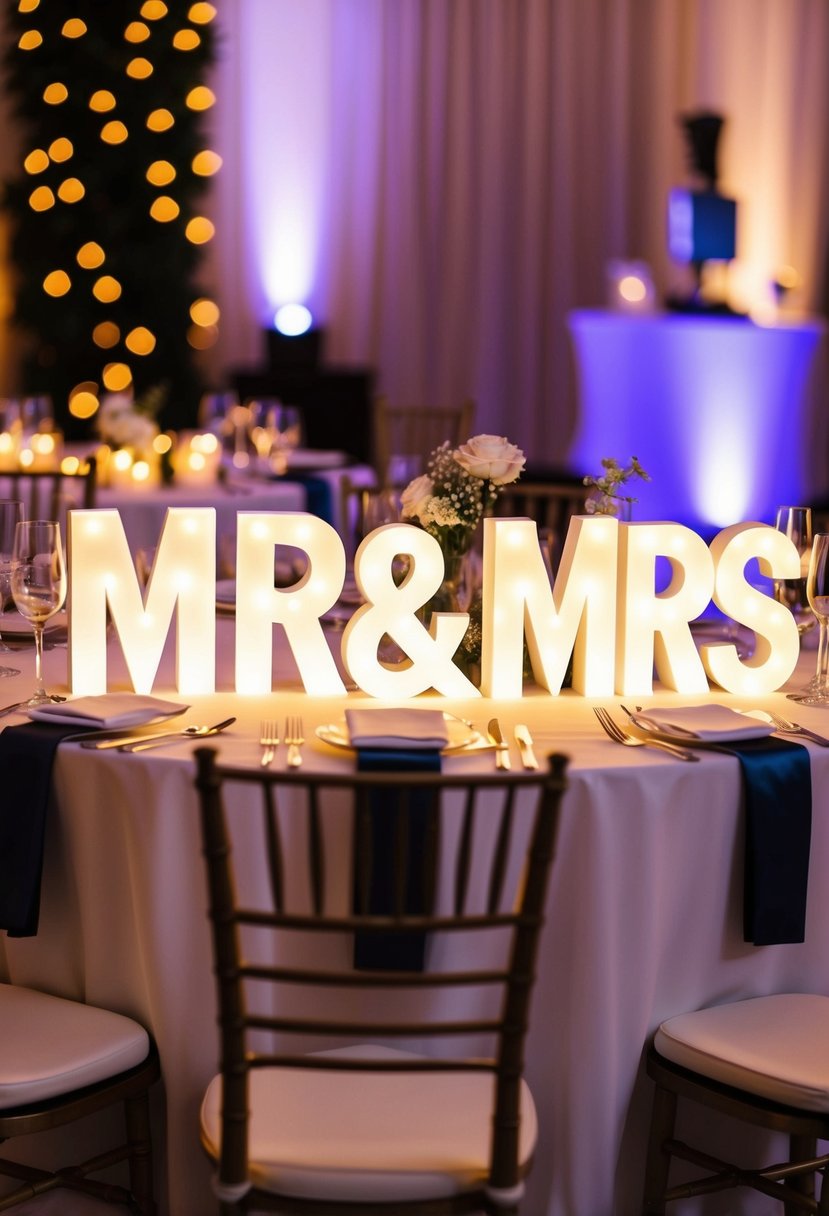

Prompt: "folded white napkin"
[632,704,774,742]
[345,708,449,750]
[30,695,189,729]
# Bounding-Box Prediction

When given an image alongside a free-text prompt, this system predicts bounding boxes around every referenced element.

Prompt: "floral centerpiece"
[583,455,650,518]
[400,433,525,676]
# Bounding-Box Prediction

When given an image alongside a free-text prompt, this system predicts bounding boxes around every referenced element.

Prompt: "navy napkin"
[724,736,812,946]
[353,747,441,972]
[0,722,82,937]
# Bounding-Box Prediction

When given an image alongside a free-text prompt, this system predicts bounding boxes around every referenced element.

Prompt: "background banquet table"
[1,621,828,1216]
[93,452,375,550]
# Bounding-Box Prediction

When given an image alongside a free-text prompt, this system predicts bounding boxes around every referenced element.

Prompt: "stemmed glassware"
[0,500,23,677]
[773,506,815,637]
[10,520,66,707]
[795,533,829,707]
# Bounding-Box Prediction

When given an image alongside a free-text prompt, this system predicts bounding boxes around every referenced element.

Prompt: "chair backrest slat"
[262,784,284,913]
[0,461,97,531]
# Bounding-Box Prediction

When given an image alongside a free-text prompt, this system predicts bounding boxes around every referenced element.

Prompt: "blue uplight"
[274,303,313,336]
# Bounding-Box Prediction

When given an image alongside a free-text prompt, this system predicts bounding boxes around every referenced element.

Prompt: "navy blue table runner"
[0,722,82,937]
[723,735,812,946]
[352,746,441,972]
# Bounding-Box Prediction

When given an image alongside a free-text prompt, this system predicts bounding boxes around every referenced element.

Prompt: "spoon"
[117,717,236,753]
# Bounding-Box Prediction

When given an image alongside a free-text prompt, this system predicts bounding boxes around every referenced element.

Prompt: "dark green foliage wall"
[2,1,217,434]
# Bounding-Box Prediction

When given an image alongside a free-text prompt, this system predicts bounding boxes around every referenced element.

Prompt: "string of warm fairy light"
[13,0,221,435]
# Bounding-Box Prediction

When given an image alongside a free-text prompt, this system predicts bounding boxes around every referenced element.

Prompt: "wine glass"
[0,500,23,676]
[773,506,815,636]
[10,520,67,707]
[794,533,829,706]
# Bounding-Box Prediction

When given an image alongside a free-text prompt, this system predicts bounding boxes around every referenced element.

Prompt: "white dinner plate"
[316,715,484,755]
[0,609,67,636]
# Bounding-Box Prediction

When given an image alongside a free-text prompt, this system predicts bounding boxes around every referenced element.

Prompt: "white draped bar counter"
[568,309,827,537]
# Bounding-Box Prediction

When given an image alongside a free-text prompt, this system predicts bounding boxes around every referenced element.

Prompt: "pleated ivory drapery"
[209,0,829,468]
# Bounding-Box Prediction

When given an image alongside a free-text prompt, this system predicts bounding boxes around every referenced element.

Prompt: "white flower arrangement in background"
[96,385,166,454]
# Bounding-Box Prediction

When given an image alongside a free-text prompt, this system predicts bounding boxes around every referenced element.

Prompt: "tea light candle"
[0,431,19,472]
[107,446,160,490]
[173,431,221,486]
[19,430,62,472]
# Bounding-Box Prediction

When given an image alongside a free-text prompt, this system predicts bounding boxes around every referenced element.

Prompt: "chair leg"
[124,1092,156,1216]
[785,1135,817,1216]
[642,1083,677,1215]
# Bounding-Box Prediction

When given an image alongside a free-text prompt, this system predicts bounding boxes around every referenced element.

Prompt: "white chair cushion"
[0,983,150,1109]
[655,993,829,1112]
[200,1044,538,1203]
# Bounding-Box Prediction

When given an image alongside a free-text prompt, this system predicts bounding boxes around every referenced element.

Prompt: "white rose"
[453,434,525,485]
[400,474,434,520]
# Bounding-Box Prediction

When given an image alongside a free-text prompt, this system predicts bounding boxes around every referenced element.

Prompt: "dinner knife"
[514,724,539,769]
[487,718,511,770]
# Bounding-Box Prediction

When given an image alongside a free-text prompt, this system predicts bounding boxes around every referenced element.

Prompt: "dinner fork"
[260,720,279,767]
[764,711,829,747]
[285,715,304,767]
[593,708,698,761]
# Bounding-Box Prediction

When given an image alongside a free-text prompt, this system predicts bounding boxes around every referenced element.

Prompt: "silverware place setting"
[593,707,698,761]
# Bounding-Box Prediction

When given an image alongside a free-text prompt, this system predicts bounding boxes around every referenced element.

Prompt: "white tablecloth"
[1,627,827,1216]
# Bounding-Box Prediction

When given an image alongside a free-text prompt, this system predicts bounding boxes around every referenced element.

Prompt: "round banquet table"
[0,621,828,1216]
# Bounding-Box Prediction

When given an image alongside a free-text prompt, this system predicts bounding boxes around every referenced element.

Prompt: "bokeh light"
[92,321,120,348]
[185,86,214,111]
[77,242,105,269]
[125,21,151,42]
[190,297,219,326]
[57,177,85,203]
[185,216,214,243]
[68,383,100,420]
[29,184,55,210]
[44,270,71,296]
[23,148,49,174]
[173,29,201,51]
[127,58,154,79]
[125,326,157,355]
[48,136,73,162]
[89,90,116,112]
[101,120,128,144]
[146,159,176,186]
[191,150,222,176]
[147,108,174,132]
[43,82,68,104]
[102,362,133,392]
[150,195,180,221]
[93,275,122,303]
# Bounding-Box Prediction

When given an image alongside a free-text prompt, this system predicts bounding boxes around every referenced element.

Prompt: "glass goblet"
[795,533,829,706]
[10,520,67,707]
[0,500,23,676]
[773,506,815,637]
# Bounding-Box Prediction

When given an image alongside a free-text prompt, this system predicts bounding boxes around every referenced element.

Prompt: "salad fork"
[285,716,304,767]
[260,720,278,767]
[593,707,698,761]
